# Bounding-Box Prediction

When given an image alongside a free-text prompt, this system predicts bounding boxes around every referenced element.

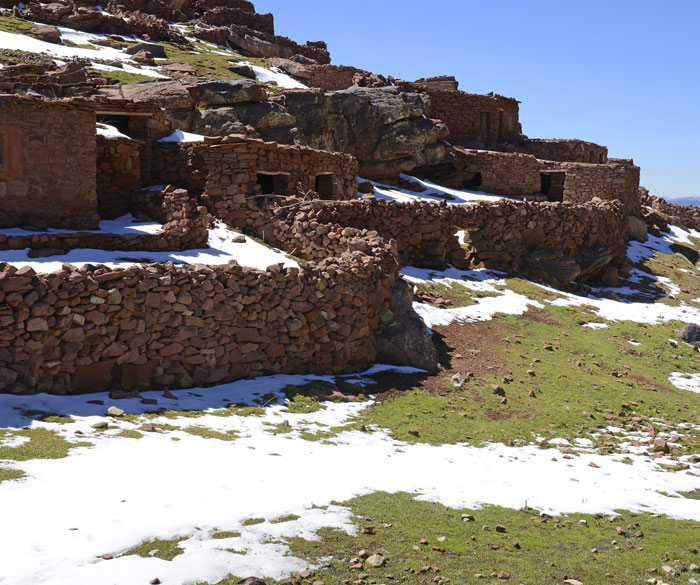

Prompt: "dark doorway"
[462,172,482,190]
[314,174,334,199]
[480,112,490,144]
[97,114,131,137]
[257,173,289,195]
[540,172,565,202]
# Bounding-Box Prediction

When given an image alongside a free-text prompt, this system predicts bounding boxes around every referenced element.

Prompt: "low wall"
[454,198,627,269]
[96,136,142,220]
[643,192,700,232]
[0,249,395,394]
[514,139,608,164]
[541,158,640,216]
[0,188,209,254]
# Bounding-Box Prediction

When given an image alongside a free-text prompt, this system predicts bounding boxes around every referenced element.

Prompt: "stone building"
[0,95,98,229]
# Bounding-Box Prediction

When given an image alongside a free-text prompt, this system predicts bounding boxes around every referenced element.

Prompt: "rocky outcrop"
[280,87,449,179]
[375,279,440,372]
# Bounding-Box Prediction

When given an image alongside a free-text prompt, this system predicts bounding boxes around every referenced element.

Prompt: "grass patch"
[93,68,156,86]
[181,426,238,441]
[0,428,91,461]
[115,429,144,440]
[352,300,700,450]
[123,537,186,561]
[0,467,25,484]
[211,530,242,540]
[241,518,265,527]
[0,16,35,36]
[270,514,300,524]
[249,492,700,585]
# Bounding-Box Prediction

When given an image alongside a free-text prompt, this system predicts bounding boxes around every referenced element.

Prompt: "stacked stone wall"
[0,250,396,394]
[299,65,386,91]
[514,139,608,164]
[541,159,641,216]
[454,149,541,195]
[643,192,700,232]
[399,87,522,145]
[0,97,98,230]
[454,199,627,269]
[96,136,142,220]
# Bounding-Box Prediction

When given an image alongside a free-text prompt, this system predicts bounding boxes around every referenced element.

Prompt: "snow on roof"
[370,174,507,205]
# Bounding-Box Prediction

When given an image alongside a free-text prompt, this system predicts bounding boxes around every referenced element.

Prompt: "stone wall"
[157,134,359,205]
[0,187,209,255]
[454,198,627,270]
[513,139,608,164]
[399,86,522,146]
[452,148,542,196]
[96,136,142,220]
[541,158,641,216]
[0,96,98,230]
[0,249,396,394]
[295,64,386,91]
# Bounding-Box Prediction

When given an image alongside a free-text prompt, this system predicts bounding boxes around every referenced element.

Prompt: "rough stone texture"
[540,158,641,216]
[375,279,439,372]
[155,134,358,202]
[643,191,700,232]
[398,84,522,146]
[281,87,449,179]
[0,187,209,254]
[509,138,608,164]
[451,148,542,196]
[200,6,274,34]
[96,136,142,219]
[680,323,700,344]
[282,63,388,91]
[628,215,649,242]
[0,247,396,394]
[186,79,267,108]
[0,96,98,230]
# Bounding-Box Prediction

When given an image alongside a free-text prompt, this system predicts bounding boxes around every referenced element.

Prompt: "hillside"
[1,2,700,585]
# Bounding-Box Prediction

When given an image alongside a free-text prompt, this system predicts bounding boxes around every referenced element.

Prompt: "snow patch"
[158,129,205,143]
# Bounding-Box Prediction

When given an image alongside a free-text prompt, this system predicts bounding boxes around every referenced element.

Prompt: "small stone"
[232,235,247,243]
[451,373,465,387]
[357,549,368,559]
[101,554,113,560]
[436,536,446,542]
[563,580,583,585]
[365,554,386,568]
[149,579,161,585]
[139,424,156,432]
[106,406,125,417]
[497,571,510,580]
[461,514,475,522]
[527,370,535,376]
[495,525,506,533]
[652,437,670,453]
[482,525,490,531]
[528,389,536,397]
[141,398,158,405]
[163,390,177,400]
[92,421,109,429]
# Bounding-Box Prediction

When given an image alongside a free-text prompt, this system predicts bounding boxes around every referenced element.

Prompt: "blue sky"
[253,0,699,199]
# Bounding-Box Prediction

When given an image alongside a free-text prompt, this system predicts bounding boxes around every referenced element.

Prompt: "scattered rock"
[679,323,700,344]
[106,406,125,417]
[365,554,385,568]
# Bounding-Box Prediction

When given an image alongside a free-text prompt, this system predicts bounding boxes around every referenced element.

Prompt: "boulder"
[187,79,267,108]
[628,215,649,242]
[524,249,581,287]
[375,279,440,372]
[282,87,449,179]
[191,108,256,137]
[230,101,306,145]
[679,323,700,344]
[578,245,616,282]
[126,42,167,58]
[121,81,195,110]
[29,24,62,44]
[132,50,156,66]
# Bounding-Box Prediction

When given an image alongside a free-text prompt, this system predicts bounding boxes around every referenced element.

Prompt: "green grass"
[92,68,156,87]
[211,531,242,540]
[205,492,700,585]
[115,429,144,440]
[0,16,35,36]
[158,41,260,81]
[123,537,186,561]
[0,467,26,484]
[344,300,700,450]
[0,428,92,461]
[241,518,265,527]
[181,426,238,441]
[416,281,503,308]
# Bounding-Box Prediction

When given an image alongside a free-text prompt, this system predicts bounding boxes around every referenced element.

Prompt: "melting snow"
[2,375,700,585]
[370,174,507,205]
[96,123,131,140]
[158,129,206,143]
[669,372,700,393]
[241,62,307,89]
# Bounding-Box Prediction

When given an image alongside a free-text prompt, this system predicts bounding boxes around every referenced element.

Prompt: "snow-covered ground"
[2,369,700,585]
[0,218,298,272]
[370,174,509,205]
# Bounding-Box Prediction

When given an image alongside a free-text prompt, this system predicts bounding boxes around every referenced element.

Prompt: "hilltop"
[1,2,700,585]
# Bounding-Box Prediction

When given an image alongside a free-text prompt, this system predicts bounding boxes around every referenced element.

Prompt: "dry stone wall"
[541,158,641,216]
[0,97,98,230]
[0,251,395,394]
[454,198,627,270]
[454,149,542,196]
[513,139,608,164]
[643,192,700,232]
[399,86,522,145]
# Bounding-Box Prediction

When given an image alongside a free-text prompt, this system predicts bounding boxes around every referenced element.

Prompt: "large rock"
[524,249,581,287]
[186,79,267,108]
[578,245,616,282]
[29,24,61,44]
[231,102,306,145]
[375,279,440,372]
[121,81,194,110]
[281,87,449,179]
[126,42,167,58]
[191,108,256,137]
[628,215,649,242]
[679,323,700,344]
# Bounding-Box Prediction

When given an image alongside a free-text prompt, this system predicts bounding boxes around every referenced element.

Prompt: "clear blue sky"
[254,0,699,200]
